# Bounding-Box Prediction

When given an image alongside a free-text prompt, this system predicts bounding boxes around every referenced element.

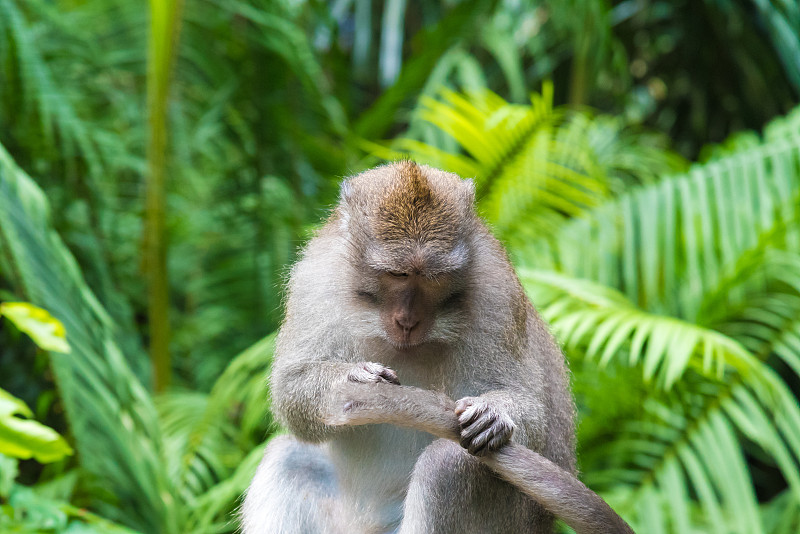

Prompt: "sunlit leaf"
[0,388,73,463]
[0,301,70,353]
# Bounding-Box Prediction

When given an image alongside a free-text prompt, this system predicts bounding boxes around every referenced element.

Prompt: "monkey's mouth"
[390,340,422,350]
[386,329,428,350]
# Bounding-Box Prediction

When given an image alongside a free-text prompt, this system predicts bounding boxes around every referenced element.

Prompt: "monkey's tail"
[326,383,634,534]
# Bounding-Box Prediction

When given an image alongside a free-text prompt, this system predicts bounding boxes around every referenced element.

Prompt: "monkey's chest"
[325,424,433,530]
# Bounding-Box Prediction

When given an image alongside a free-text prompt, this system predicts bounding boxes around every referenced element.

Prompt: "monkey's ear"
[338,180,355,230]
[462,178,476,203]
[339,180,354,204]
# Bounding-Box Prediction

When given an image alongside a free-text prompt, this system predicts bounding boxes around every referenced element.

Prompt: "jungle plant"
[384,90,800,532]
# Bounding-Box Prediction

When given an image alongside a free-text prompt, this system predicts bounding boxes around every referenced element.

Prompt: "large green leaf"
[526,132,800,320]
[0,301,70,354]
[0,389,72,463]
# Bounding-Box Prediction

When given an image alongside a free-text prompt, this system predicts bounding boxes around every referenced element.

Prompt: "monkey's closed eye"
[356,290,378,303]
[388,271,409,277]
[441,291,464,309]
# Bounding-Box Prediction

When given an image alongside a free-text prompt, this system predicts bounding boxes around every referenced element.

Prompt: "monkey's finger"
[348,369,376,383]
[454,397,476,416]
[460,414,495,442]
[465,426,496,456]
[350,362,399,384]
[485,427,513,452]
[362,362,384,374]
[459,431,479,452]
[466,415,514,452]
[456,402,487,427]
[378,368,401,385]
[469,418,515,456]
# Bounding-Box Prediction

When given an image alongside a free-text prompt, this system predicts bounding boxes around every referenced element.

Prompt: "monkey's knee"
[408,439,487,501]
[401,440,481,533]
[401,439,545,534]
[241,435,341,534]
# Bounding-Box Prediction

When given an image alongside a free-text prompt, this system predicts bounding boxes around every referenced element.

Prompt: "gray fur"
[240,163,627,534]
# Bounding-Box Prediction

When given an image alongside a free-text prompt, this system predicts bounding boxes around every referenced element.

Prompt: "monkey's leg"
[398,439,553,534]
[327,383,634,533]
[240,435,344,534]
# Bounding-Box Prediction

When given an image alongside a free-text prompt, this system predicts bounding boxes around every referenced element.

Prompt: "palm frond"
[762,489,800,534]
[751,0,800,93]
[524,131,800,320]
[518,106,800,532]
[0,0,104,176]
[156,335,275,533]
[594,372,800,534]
[0,144,180,533]
[184,444,268,534]
[376,87,602,240]
[522,270,761,388]
[375,87,684,246]
[206,0,347,133]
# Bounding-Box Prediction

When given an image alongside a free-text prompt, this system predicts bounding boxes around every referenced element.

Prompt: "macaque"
[241,162,632,534]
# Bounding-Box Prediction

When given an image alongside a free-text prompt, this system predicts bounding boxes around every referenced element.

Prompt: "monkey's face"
[356,269,464,350]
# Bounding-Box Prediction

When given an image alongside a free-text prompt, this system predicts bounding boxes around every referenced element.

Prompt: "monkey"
[240,161,633,534]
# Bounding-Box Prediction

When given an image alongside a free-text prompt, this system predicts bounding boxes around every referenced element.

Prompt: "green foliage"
[0,302,70,354]
[0,142,276,533]
[516,114,800,531]
[376,86,684,246]
[0,390,72,463]
[0,481,138,534]
[373,76,800,530]
[144,0,185,392]
[0,143,178,532]
[1,1,799,533]
[0,0,350,391]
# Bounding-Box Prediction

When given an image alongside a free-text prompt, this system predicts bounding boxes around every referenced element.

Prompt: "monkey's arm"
[325,383,634,534]
[271,358,400,442]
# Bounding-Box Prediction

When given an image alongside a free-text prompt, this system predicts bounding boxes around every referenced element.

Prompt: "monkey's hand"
[455,397,516,456]
[347,362,401,385]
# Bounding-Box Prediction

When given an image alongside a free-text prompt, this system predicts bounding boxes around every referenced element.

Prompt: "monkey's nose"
[394,316,419,332]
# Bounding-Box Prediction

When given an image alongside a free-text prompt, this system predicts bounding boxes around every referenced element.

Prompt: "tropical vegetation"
[1,1,799,533]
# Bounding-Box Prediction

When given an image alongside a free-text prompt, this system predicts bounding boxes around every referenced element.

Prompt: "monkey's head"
[337,162,477,350]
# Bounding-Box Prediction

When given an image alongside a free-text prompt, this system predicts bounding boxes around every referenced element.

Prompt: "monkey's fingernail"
[461,418,490,441]
[458,404,483,425]
[467,427,495,455]
[382,372,400,385]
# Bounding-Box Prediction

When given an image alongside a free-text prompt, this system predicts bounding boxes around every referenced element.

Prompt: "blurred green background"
[1,0,800,532]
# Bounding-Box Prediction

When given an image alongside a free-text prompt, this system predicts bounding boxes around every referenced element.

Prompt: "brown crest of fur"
[374,162,460,249]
